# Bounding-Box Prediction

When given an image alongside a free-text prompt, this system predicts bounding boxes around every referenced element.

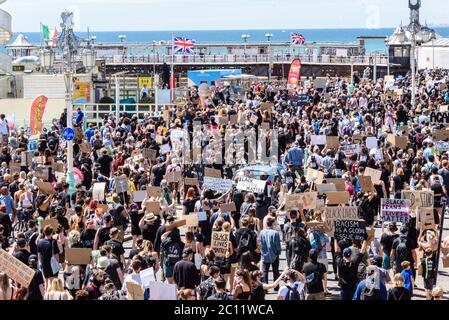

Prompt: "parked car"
[233,164,286,185]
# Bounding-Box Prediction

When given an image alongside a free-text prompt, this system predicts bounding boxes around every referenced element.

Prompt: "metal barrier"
[73,103,174,125]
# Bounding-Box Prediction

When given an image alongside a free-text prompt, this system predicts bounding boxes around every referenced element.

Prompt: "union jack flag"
[173,36,195,54]
[291,33,305,46]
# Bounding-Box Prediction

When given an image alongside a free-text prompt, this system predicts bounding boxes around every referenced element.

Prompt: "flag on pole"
[49,28,58,47]
[291,33,305,46]
[173,36,195,54]
[41,24,50,40]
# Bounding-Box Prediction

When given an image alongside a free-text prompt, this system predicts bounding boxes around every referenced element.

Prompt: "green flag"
[41,24,50,40]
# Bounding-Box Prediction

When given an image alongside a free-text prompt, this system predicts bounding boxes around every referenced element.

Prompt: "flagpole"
[40,22,43,48]
[171,32,175,103]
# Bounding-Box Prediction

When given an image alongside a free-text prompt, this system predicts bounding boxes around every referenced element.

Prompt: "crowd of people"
[1,67,449,301]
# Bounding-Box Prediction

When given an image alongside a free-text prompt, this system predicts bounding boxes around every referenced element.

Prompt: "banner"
[203,177,233,193]
[236,177,266,194]
[287,58,302,91]
[430,111,449,124]
[30,95,48,135]
[380,198,411,223]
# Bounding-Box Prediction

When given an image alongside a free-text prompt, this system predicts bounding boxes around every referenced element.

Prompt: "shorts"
[424,278,435,290]
[306,292,325,300]
[383,253,391,270]
[163,261,174,278]
[318,258,328,272]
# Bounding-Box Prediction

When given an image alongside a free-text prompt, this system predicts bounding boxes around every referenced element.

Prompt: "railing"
[104,54,389,65]
[73,103,175,126]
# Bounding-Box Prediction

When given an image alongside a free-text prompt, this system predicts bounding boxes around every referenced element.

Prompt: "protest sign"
[305,168,324,184]
[159,144,171,154]
[316,183,337,195]
[229,114,238,125]
[334,219,367,241]
[133,191,147,203]
[164,171,182,183]
[326,191,350,205]
[41,218,59,231]
[219,202,237,213]
[203,177,233,193]
[250,114,259,125]
[127,281,145,300]
[65,248,92,265]
[261,102,274,111]
[51,161,64,172]
[21,151,32,167]
[364,167,382,184]
[211,231,230,258]
[387,134,408,149]
[352,134,364,144]
[236,177,266,194]
[183,214,199,228]
[142,148,157,160]
[166,219,187,231]
[380,198,411,223]
[195,212,208,221]
[436,141,449,153]
[184,177,198,186]
[366,137,377,149]
[326,136,340,149]
[430,111,449,124]
[306,221,328,232]
[204,168,222,178]
[323,206,358,236]
[341,144,361,157]
[140,267,156,288]
[325,178,346,191]
[0,249,35,287]
[147,185,161,198]
[284,192,317,210]
[10,162,21,174]
[149,282,177,300]
[311,135,326,146]
[144,201,160,214]
[92,183,106,201]
[416,208,435,229]
[115,175,129,194]
[358,175,375,193]
[401,190,434,209]
[433,129,449,141]
[35,166,49,181]
[36,180,55,194]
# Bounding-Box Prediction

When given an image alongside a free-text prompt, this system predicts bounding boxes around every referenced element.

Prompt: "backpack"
[305,266,322,291]
[396,238,409,263]
[285,283,302,300]
[310,232,323,252]
[360,283,381,301]
[291,236,311,262]
[164,240,182,265]
[237,229,257,254]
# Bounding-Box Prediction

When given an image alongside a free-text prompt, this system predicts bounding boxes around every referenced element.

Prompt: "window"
[394,47,403,57]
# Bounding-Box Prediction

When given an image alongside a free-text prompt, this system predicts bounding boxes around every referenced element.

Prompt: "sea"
[5,27,449,54]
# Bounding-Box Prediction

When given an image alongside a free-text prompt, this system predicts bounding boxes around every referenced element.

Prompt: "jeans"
[262,257,280,285]
[340,285,356,300]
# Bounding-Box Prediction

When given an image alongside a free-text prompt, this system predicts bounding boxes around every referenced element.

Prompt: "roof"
[7,34,35,48]
[420,38,449,47]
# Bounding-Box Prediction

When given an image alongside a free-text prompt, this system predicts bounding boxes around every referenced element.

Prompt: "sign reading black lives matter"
[430,111,449,124]
[334,220,367,241]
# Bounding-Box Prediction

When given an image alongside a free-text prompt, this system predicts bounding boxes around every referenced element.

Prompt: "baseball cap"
[343,247,352,258]
[28,254,38,262]
[182,248,193,258]
[166,215,175,222]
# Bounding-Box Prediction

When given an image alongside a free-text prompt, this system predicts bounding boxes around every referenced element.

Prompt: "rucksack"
[311,232,323,252]
[237,229,256,254]
[305,266,322,291]
[360,284,381,301]
[285,284,302,300]
[164,240,182,265]
[291,236,311,260]
[396,238,409,263]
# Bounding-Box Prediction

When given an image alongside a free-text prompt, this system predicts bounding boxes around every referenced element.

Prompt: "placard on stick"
[326,191,350,205]
[211,231,230,258]
[147,185,161,198]
[36,180,55,194]
[219,202,237,213]
[326,178,345,191]
[305,168,324,184]
[65,248,92,265]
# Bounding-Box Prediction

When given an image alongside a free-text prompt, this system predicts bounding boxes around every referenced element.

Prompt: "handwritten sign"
[184,177,198,186]
[147,186,161,198]
[133,191,147,203]
[305,168,324,184]
[387,134,408,149]
[326,191,350,205]
[204,168,222,179]
[211,231,230,258]
[92,183,106,201]
[380,198,411,223]
[433,129,449,141]
[316,184,337,195]
[401,190,434,209]
[65,248,92,265]
[416,208,435,229]
[358,175,375,193]
[164,171,182,183]
[366,137,377,149]
[183,214,199,228]
[285,192,317,210]
[311,135,326,146]
[334,219,367,241]
[430,111,449,124]
[41,218,59,231]
[326,136,340,149]
[326,178,346,191]
[0,249,35,287]
[142,148,157,160]
[203,177,233,193]
[236,177,266,194]
[219,202,237,213]
[36,180,55,195]
[341,144,361,157]
[144,201,160,214]
[323,206,358,236]
[115,175,129,194]
[364,167,382,184]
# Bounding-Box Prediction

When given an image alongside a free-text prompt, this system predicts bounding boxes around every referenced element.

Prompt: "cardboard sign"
[21,151,32,167]
[219,202,237,213]
[184,177,198,186]
[434,129,449,141]
[326,178,346,192]
[430,111,449,124]
[236,177,266,194]
[34,166,49,181]
[133,191,147,202]
[10,162,21,174]
[92,183,106,201]
[284,192,317,210]
[334,219,367,241]
[364,167,382,184]
[323,206,358,236]
[416,208,435,228]
[144,201,160,214]
[211,231,230,258]
[203,177,233,193]
[305,168,324,184]
[306,221,328,232]
[204,168,222,179]
[326,136,340,149]
[65,248,92,265]
[326,191,350,205]
[401,190,434,209]
[183,214,199,228]
[166,219,187,231]
[147,186,161,198]
[149,282,177,300]
[115,175,129,194]
[51,162,64,172]
[387,134,408,149]
[0,249,35,287]
[316,184,337,195]
[311,135,326,146]
[358,175,375,193]
[164,171,182,183]
[261,102,274,111]
[41,218,59,231]
[380,198,411,223]
[127,281,145,300]
[366,137,377,149]
[36,180,55,194]
[143,148,157,160]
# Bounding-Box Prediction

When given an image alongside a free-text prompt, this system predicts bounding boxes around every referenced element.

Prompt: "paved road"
[122,210,449,300]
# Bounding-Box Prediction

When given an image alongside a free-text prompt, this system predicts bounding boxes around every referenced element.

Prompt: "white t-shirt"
[278,281,305,300]
[0,119,8,135]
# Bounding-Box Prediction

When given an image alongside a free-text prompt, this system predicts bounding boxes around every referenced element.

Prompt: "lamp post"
[40,10,96,196]
[241,34,250,61]
[118,34,126,43]
[152,40,157,77]
[265,33,273,81]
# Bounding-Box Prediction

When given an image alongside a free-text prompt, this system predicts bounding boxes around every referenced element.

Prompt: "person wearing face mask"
[353,265,387,300]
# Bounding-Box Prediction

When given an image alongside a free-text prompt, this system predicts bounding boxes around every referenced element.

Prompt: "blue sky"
[2,0,449,32]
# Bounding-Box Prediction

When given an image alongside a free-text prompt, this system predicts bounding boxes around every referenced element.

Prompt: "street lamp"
[118,34,126,42]
[152,40,157,77]
[90,35,97,44]
[265,33,274,80]
[39,48,55,70]
[242,34,250,61]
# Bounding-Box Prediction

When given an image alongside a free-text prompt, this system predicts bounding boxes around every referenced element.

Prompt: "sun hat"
[144,213,157,222]
[97,256,110,269]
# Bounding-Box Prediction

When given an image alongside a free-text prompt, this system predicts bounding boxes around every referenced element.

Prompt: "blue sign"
[63,128,75,141]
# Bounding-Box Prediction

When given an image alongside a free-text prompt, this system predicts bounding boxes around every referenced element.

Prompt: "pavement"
[122,208,449,300]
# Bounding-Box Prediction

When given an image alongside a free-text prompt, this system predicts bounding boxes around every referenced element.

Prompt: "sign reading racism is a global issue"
[334,220,367,241]
[430,111,449,124]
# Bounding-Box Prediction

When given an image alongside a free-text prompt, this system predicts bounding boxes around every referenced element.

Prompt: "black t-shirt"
[392,235,415,263]
[104,239,125,258]
[335,252,364,287]
[25,230,39,255]
[105,257,123,288]
[97,226,112,248]
[27,268,45,300]
[81,229,97,249]
[98,155,113,177]
[141,219,161,244]
[173,259,200,289]
[14,249,31,265]
[302,262,326,293]
[152,164,166,186]
[380,233,399,254]
[183,198,199,215]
